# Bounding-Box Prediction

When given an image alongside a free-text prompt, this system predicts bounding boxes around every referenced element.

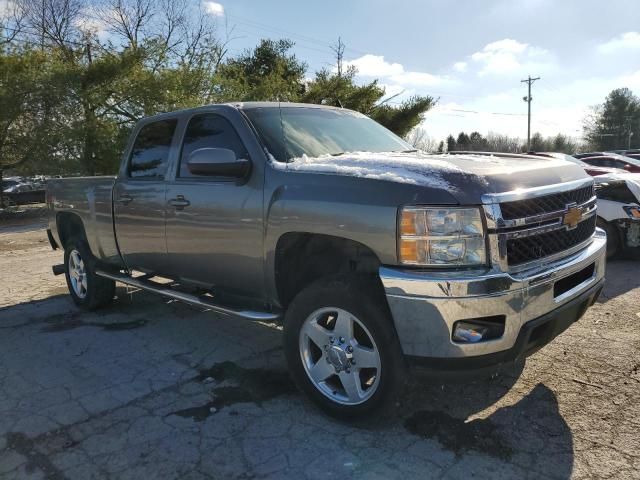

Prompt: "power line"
[224,13,370,57]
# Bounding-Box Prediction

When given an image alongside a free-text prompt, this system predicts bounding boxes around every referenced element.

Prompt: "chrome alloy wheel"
[68,249,88,299]
[299,307,382,405]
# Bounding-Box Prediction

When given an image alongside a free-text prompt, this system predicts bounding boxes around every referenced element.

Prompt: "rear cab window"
[128,119,178,179]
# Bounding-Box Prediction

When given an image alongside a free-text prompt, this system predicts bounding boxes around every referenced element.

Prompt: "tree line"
[408,86,640,155]
[1,0,638,183]
[0,0,434,179]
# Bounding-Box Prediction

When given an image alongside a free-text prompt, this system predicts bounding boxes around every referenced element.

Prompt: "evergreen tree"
[456,132,470,150]
[446,135,456,152]
[584,88,640,150]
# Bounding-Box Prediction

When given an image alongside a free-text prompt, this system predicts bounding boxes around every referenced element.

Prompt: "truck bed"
[47,176,122,264]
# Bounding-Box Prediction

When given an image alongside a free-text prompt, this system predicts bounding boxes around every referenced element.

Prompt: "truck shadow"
[398,363,573,477]
[597,259,640,303]
[0,289,573,478]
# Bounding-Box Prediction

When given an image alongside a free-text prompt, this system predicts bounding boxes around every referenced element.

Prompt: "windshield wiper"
[398,149,418,153]
[330,152,346,156]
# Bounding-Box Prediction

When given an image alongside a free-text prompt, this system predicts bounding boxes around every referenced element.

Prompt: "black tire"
[597,218,620,259]
[64,237,115,310]
[283,275,405,420]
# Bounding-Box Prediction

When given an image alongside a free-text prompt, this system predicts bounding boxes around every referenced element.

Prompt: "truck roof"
[137,102,342,123]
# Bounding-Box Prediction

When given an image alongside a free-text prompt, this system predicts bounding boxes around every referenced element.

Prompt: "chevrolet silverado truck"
[47,102,606,418]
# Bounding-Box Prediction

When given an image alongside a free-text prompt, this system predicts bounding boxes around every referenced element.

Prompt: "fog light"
[453,322,489,343]
[452,316,505,344]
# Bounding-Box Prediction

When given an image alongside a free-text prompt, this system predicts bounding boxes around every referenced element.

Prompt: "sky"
[203,0,640,142]
[3,0,639,142]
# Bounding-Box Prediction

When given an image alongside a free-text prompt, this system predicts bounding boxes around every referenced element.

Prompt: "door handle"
[116,194,133,206]
[168,195,190,210]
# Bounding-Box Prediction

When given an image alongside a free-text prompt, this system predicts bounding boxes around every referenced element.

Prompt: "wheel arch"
[272,232,385,309]
[56,212,89,251]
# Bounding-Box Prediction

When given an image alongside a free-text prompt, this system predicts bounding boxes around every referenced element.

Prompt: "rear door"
[113,118,178,274]
[164,109,265,303]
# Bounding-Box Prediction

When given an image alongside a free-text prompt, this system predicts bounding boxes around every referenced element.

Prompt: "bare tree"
[21,0,82,52]
[406,127,439,152]
[484,132,522,153]
[331,36,345,78]
[99,0,153,49]
[1,0,27,47]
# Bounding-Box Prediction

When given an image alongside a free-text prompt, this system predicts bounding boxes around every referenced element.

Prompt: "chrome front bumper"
[380,229,607,359]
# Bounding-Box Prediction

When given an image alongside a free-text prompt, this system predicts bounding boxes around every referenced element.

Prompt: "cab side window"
[129,119,177,179]
[179,114,248,178]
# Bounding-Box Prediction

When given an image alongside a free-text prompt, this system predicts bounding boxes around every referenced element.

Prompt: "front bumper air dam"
[379,230,607,365]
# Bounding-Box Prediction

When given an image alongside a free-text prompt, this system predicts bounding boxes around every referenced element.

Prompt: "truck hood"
[276,151,589,204]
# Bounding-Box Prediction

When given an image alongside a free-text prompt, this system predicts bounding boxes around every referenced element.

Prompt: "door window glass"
[179,114,248,178]
[129,119,177,179]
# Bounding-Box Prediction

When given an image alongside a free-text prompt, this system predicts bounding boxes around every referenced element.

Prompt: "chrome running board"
[96,270,280,322]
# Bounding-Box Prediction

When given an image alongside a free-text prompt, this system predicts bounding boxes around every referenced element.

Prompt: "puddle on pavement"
[169,361,296,421]
[41,312,147,332]
[404,410,513,460]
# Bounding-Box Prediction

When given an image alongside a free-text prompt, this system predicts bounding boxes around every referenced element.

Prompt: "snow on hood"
[268,151,467,191]
[267,150,575,193]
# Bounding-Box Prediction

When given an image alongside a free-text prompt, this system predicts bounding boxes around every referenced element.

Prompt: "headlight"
[623,206,640,219]
[399,207,486,266]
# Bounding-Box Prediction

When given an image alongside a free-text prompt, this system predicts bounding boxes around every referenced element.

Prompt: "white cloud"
[75,11,109,37]
[344,54,404,77]
[344,54,447,87]
[597,32,640,54]
[469,38,552,76]
[390,71,443,87]
[203,1,224,17]
[453,61,467,73]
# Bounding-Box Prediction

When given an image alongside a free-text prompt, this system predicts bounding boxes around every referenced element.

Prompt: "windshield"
[243,106,412,162]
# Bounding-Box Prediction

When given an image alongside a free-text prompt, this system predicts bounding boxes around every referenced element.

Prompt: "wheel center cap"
[327,346,348,369]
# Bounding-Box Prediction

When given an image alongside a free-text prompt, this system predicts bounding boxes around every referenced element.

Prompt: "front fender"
[263,167,459,304]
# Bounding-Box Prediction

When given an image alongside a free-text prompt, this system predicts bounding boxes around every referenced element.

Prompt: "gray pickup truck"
[47,102,606,418]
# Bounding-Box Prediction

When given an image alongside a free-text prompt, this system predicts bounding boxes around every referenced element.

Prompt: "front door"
[164,111,265,303]
[113,118,178,274]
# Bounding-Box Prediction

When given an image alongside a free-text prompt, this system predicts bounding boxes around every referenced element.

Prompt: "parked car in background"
[2,178,33,193]
[614,149,640,161]
[574,152,640,173]
[526,152,625,176]
[2,177,46,205]
[594,173,640,258]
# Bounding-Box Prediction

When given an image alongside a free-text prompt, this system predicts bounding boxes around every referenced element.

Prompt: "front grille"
[506,215,596,266]
[500,185,594,220]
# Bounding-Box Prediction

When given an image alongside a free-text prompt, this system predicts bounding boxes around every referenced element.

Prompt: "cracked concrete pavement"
[0,221,639,479]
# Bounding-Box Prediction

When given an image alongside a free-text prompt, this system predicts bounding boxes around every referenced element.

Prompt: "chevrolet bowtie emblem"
[563,206,583,229]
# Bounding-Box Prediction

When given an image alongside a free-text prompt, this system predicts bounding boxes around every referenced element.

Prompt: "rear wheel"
[64,237,115,310]
[597,218,620,259]
[284,275,405,419]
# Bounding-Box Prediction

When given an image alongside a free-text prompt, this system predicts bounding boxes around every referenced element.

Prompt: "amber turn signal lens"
[400,211,417,236]
[399,240,418,263]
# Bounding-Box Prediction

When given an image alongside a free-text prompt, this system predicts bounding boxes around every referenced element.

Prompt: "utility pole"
[521,76,540,151]
[624,115,634,149]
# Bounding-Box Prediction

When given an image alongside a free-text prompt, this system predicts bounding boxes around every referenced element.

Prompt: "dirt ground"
[0,220,639,479]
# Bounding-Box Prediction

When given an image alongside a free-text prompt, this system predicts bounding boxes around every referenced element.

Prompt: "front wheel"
[283,275,405,419]
[64,237,115,310]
